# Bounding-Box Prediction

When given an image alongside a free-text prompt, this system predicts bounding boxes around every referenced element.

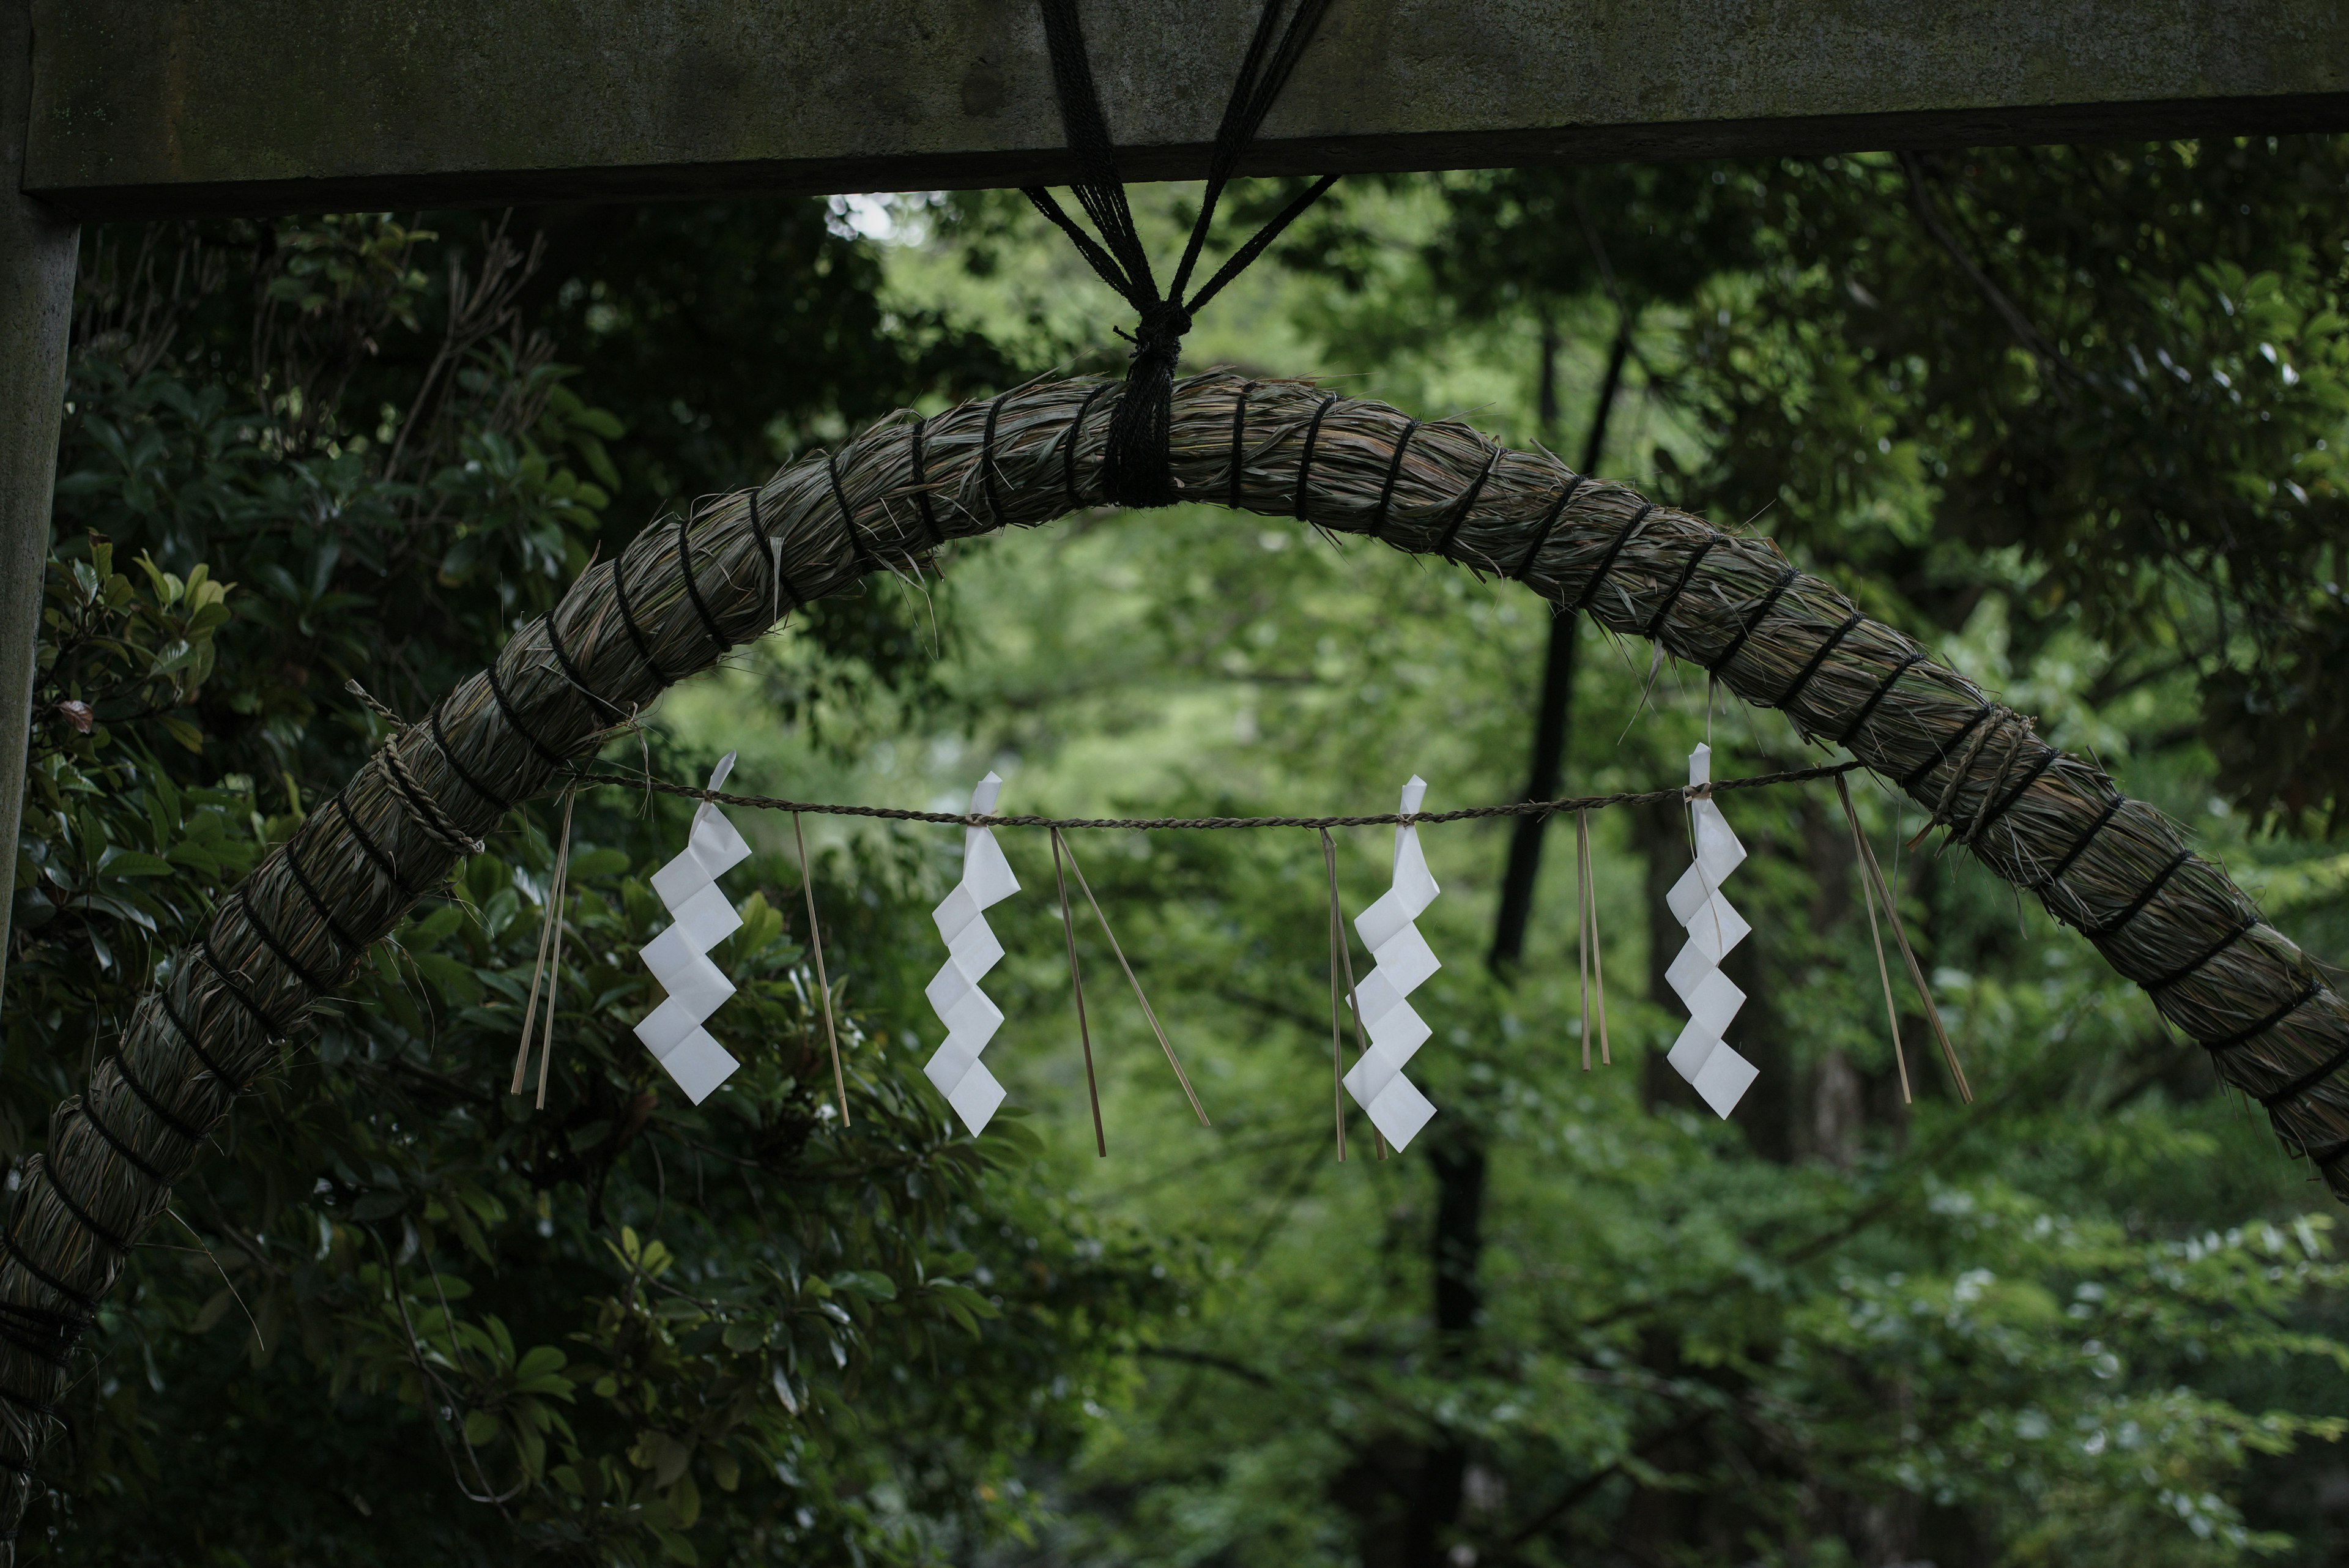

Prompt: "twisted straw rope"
[569,759,1863,830]
[0,373,2338,1542]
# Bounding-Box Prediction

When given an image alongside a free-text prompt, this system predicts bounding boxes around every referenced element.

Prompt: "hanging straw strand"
[1837,777,1913,1104]
[1321,829,1349,1163]
[1054,834,1209,1126]
[1839,776,1974,1102]
[792,813,851,1127]
[534,794,576,1110]
[1328,867,1384,1161]
[511,793,572,1094]
[1051,830,1108,1157]
[1577,812,1594,1071]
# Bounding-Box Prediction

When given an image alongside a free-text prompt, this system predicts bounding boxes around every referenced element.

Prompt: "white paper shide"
[1663,744,1760,1117]
[924,773,1020,1134]
[633,753,750,1104]
[1341,776,1443,1151]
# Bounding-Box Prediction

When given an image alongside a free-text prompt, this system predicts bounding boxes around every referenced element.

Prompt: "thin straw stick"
[792,812,851,1126]
[535,790,576,1110]
[1577,811,1592,1072]
[511,793,573,1094]
[1836,776,1913,1105]
[1330,883,1385,1160]
[1051,829,1107,1157]
[1839,776,1974,1103]
[1057,833,1211,1127]
[1582,810,1611,1066]
[1320,828,1348,1164]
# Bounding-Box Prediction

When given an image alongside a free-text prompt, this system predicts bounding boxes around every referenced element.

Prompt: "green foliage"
[698,143,2349,1567]
[7,210,1162,1564]
[15,141,2349,1568]
[1663,142,2349,830]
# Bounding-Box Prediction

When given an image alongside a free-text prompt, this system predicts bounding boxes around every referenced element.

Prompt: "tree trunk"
[1409,311,1631,1568]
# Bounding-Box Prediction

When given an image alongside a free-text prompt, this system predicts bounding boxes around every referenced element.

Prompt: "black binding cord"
[742,489,807,620]
[1063,384,1114,508]
[1293,393,1339,519]
[112,1053,206,1146]
[0,1302,73,1370]
[1228,381,1256,508]
[1573,503,1653,615]
[155,986,248,1092]
[543,610,626,727]
[1839,651,1926,747]
[2085,849,2195,941]
[1642,537,1717,641]
[194,930,287,1038]
[2213,979,2324,1061]
[2252,991,2346,1106]
[280,833,365,956]
[1971,746,2060,842]
[231,886,331,996]
[484,661,566,771]
[1370,420,1421,535]
[1024,0,1340,507]
[676,507,733,655]
[0,1230,95,1315]
[981,392,1011,521]
[70,1098,165,1186]
[1513,475,1587,583]
[332,791,421,905]
[2148,916,2260,993]
[40,1154,136,1259]
[1898,704,1992,791]
[428,700,514,816]
[2032,797,2126,893]
[1432,446,1501,559]
[826,451,880,577]
[910,416,945,543]
[1779,612,1865,712]
[1706,564,1798,676]
[609,551,674,684]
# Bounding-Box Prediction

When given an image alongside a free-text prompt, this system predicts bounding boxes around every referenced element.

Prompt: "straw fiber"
[0,373,2338,1533]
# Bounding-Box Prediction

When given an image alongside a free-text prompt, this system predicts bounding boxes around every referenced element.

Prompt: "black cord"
[1023,0,1339,507]
[1513,475,1587,583]
[1292,393,1339,519]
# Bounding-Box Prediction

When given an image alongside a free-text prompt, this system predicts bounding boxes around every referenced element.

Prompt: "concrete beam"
[23,1,2349,220]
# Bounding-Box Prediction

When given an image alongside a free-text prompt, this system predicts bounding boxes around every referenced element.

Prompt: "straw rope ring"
[0,372,2339,1529]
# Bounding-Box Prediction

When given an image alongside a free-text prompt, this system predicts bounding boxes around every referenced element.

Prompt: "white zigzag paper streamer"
[631,752,751,1105]
[923,772,1020,1134]
[1341,776,1442,1151]
[1663,744,1760,1118]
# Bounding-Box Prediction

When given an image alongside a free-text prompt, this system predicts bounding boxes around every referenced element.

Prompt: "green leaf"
[516,1345,568,1381]
[94,848,173,878]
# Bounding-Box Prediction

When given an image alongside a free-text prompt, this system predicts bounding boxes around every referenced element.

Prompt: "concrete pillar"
[0,0,78,1001]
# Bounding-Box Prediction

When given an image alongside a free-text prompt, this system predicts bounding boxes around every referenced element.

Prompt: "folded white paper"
[923,773,1020,1134]
[1664,745,1759,1118]
[631,753,750,1104]
[1341,776,1442,1150]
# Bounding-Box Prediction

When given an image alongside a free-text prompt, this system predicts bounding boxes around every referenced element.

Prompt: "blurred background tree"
[10,138,2349,1567]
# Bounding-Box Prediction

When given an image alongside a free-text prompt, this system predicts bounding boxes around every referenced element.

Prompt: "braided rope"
[0,373,2339,1540]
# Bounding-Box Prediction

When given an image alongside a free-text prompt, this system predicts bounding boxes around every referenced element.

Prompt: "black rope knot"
[1102,303,1196,507]
[1127,301,1193,365]
[1025,0,1338,511]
